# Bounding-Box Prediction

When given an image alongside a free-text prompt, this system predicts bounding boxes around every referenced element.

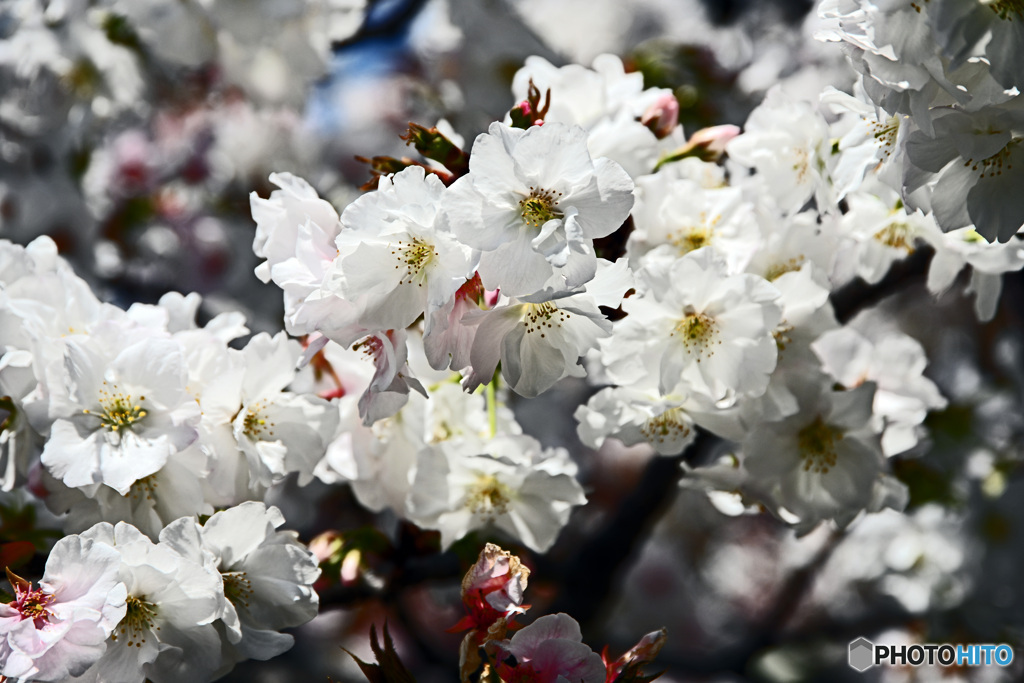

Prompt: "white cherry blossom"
[162,503,320,671]
[232,332,339,487]
[75,521,224,683]
[250,172,367,345]
[606,248,782,402]
[39,323,200,496]
[330,166,475,334]
[628,173,760,272]
[408,434,586,552]
[812,327,947,457]
[510,54,679,177]
[443,121,634,297]
[464,258,633,398]
[726,87,833,216]
[743,378,897,530]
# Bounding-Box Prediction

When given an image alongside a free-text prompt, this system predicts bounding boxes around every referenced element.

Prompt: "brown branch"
[544,429,719,630]
[831,248,932,324]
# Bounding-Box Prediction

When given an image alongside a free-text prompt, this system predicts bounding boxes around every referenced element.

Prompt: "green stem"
[486,379,497,438]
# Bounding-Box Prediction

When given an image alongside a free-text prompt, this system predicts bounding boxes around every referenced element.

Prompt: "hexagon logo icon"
[849,637,875,672]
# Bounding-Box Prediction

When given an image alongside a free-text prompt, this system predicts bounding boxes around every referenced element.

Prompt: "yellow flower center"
[242,400,276,440]
[869,115,901,159]
[522,301,569,340]
[113,595,158,648]
[797,417,843,474]
[874,221,915,252]
[671,311,719,360]
[83,382,146,433]
[962,228,987,244]
[391,237,438,286]
[640,407,691,446]
[223,571,255,609]
[467,475,512,520]
[519,187,563,227]
[764,256,805,282]
[774,323,795,353]
[964,137,1020,179]
[667,211,723,255]
[17,588,54,626]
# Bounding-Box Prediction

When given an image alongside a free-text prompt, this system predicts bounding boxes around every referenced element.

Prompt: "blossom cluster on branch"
[250,47,981,539]
[1,0,1024,681]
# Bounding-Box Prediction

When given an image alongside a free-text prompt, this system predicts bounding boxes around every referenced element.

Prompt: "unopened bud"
[688,124,740,156]
[641,93,680,139]
[654,124,743,170]
[604,627,668,682]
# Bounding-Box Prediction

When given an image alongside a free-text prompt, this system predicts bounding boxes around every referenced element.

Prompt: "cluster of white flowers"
[1,0,363,114]
[0,238,324,680]
[250,46,988,537]
[0,236,339,531]
[818,0,1024,244]
[0,0,363,294]
[3,0,1024,678]
[251,165,590,552]
[0,503,317,682]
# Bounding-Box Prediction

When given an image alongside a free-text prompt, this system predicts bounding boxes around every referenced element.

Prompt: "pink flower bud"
[641,93,680,139]
[688,124,741,156]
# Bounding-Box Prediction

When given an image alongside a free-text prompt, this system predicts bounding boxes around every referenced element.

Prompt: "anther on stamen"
[797,417,842,474]
[670,311,720,359]
[519,187,563,227]
[83,383,147,434]
[466,475,512,521]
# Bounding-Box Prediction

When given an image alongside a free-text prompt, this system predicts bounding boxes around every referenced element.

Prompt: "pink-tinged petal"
[510,613,582,651]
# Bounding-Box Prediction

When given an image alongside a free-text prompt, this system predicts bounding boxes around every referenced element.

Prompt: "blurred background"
[2,0,1024,681]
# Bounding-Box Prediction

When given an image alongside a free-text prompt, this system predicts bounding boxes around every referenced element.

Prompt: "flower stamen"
[112,595,158,648]
[391,237,439,286]
[797,417,842,474]
[640,408,691,446]
[519,187,563,227]
[671,311,720,361]
[986,0,1024,21]
[83,382,147,433]
[467,475,512,521]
